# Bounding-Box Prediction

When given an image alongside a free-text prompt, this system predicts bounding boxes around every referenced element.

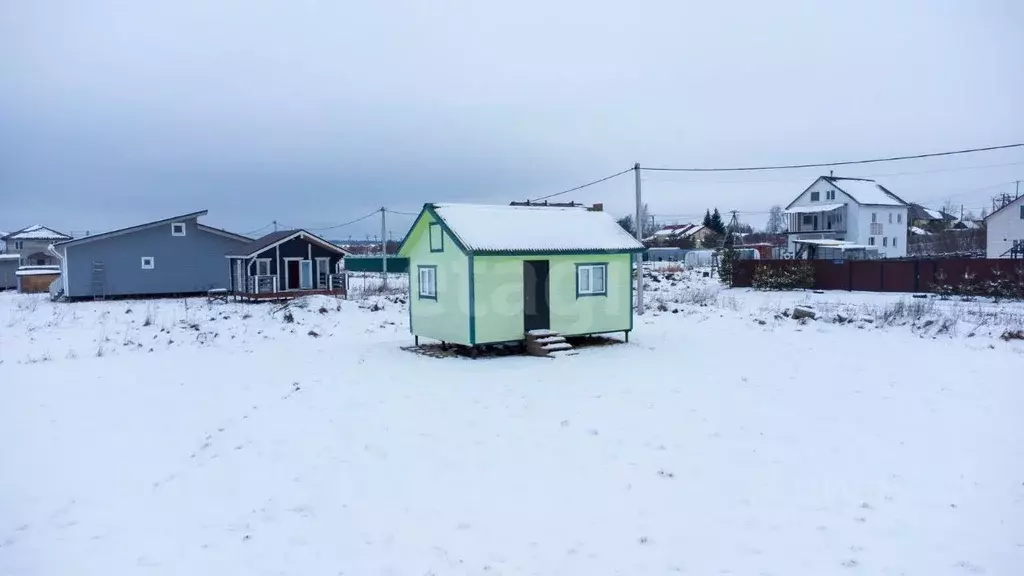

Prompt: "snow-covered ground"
[1,275,1022,575]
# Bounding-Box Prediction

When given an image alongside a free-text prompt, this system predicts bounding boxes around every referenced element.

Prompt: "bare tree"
[765,205,787,234]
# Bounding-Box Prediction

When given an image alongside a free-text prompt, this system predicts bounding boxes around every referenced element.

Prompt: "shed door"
[523,260,550,332]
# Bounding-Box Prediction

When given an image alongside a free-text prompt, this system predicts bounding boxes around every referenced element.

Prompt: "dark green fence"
[344,256,409,273]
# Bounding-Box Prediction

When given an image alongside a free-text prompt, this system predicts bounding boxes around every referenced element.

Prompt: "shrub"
[752,262,814,290]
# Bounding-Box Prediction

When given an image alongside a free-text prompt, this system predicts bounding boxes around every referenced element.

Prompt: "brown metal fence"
[733,259,1024,293]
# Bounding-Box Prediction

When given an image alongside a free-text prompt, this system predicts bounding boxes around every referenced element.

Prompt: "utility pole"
[1016,180,1020,198]
[634,162,644,315]
[272,220,278,232]
[380,207,388,290]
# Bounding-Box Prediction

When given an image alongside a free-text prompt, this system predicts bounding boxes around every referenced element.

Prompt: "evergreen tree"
[702,209,713,228]
[709,208,726,235]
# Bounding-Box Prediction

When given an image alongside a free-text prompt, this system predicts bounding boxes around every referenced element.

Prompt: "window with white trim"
[870,222,883,235]
[826,190,836,200]
[141,256,155,269]
[893,237,898,248]
[1019,205,1024,219]
[810,191,820,202]
[256,258,271,276]
[14,241,23,250]
[871,212,877,223]
[868,237,875,246]
[897,213,902,224]
[418,266,437,299]
[883,237,888,247]
[577,264,607,296]
[888,213,893,224]
[171,222,186,236]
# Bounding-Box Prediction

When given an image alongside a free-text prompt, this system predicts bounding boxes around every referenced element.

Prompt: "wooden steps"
[525,329,578,357]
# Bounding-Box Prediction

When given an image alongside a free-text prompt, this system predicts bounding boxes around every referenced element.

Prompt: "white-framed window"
[872,212,877,223]
[14,241,23,250]
[870,222,883,235]
[893,237,898,248]
[888,213,893,224]
[577,263,607,297]
[256,258,271,276]
[826,190,835,200]
[868,237,875,246]
[810,191,820,202]
[171,222,186,236]
[897,213,902,224]
[418,266,437,299]
[1019,205,1024,219]
[883,237,888,247]
[141,256,155,269]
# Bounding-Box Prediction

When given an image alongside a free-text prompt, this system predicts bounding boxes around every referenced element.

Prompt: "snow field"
[0,279,1022,575]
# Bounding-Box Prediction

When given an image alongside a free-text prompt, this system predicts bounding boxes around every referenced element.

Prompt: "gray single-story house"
[226,229,350,297]
[0,254,19,290]
[52,210,252,300]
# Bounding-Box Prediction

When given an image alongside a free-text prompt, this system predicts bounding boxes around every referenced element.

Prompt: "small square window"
[171,222,186,236]
[577,264,608,297]
[418,266,437,299]
[802,215,813,225]
[141,257,155,269]
[810,191,820,202]
[256,259,271,276]
[428,223,444,252]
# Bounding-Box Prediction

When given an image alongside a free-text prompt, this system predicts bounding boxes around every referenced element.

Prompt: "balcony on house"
[784,204,847,234]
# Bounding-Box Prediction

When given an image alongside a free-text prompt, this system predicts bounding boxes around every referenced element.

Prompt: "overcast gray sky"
[2,0,1022,238]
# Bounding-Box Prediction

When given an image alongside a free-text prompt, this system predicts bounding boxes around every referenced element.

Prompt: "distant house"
[1,225,72,266]
[644,224,711,247]
[908,204,955,230]
[52,210,251,300]
[225,229,351,297]
[784,176,909,258]
[397,203,646,348]
[0,254,19,290]
[984,195,1024,258]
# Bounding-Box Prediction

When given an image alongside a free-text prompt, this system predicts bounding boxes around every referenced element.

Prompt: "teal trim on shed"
[468,255,476,344]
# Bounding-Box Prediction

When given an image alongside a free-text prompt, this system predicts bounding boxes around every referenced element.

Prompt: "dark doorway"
[286,260,301,289]
[523,260,550,332]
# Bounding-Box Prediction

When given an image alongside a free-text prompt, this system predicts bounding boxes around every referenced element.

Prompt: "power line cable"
[530,167,634,202]
[385,209,420,217]
[305,210,380,232]
[242,222,275,236]
[641,143,1024,173]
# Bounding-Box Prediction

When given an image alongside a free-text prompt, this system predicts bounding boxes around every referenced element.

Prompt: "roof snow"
[825,178,906,206]
[785,203,845,214]
[909,226,932,236]
[4,225,72,240]
[645,224,706,241]
[430,204,645,254]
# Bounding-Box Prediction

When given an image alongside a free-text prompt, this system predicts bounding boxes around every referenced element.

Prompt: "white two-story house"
[1,225,73,265]
[984,194,1024,258]
[784,176,909,258]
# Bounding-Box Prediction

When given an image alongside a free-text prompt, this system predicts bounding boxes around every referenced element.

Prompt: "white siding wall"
[857,205,908,258]
[985,197,1024,258]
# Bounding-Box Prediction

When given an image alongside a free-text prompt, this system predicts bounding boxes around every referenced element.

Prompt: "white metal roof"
[793,239,876,250]
[430,203,645,254]
[827,178,906,206]
[784,203,845,214]
[0,254,21,260]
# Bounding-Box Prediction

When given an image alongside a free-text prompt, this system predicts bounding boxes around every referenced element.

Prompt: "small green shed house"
[397,203,646,346]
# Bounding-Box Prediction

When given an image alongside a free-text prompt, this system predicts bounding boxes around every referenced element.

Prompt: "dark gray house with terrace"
[226,229,350,299]
[53,210,251,300]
